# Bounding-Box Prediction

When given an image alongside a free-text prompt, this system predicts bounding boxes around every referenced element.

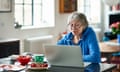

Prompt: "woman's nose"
[72,25,78,29]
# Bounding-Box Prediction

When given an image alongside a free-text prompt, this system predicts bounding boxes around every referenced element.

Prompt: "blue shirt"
[57,27,101,63]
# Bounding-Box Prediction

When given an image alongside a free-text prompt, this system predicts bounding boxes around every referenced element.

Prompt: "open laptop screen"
[43,45,87,67]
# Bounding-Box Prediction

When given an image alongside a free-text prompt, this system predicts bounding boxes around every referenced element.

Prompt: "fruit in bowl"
[30,62,49,70]
[17,55,31,66]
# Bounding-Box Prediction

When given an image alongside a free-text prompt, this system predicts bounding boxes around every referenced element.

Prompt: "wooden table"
[99,39,120,71]
[99,39,120,53]
[99,39,120,62]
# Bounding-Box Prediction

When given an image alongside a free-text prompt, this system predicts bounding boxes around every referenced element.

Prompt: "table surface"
[99,39,120,53]
[27,63,116,72]
[0,57,117,72]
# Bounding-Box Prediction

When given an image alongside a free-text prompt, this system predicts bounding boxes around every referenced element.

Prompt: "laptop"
[43,44,90,68]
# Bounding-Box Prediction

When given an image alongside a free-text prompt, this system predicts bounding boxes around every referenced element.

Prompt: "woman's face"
[68,20,85,36]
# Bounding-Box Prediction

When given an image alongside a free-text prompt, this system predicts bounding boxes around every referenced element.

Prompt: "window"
[78,0,101,27]
[15,0,55,29]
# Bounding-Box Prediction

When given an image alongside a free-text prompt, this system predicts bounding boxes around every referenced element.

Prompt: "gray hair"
[67,12,88,27]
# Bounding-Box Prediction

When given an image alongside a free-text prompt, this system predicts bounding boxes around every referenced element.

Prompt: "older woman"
[57,12,101,63]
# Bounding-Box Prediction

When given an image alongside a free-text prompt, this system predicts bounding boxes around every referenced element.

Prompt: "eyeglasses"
[67,23,82,29]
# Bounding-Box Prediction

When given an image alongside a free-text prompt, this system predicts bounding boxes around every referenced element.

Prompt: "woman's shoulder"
[82,27,96,39]
[87,27,97,35]
[86,27,94,32]
[83,27,95,35]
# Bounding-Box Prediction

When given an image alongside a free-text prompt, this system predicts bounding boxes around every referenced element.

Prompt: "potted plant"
[110,21,120,43]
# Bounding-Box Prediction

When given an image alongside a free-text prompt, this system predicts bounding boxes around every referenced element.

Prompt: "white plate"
[0,64,26,71]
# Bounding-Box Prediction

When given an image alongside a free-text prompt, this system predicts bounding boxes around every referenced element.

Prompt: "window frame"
[14,0,55,29]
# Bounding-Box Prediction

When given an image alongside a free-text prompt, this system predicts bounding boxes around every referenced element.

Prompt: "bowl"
[17,55,31,66]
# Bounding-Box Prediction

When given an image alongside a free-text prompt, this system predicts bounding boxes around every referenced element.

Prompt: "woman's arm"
[83,32,101,63]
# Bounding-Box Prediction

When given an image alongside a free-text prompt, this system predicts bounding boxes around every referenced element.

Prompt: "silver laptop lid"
[43,45,84,67]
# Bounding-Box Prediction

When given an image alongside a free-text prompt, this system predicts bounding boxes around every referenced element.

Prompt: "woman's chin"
[72,32,79,36]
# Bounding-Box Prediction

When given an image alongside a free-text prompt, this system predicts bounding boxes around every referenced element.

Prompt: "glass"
[15,5,23,25]
[67,23,82,29]
[34,0,42,4]
[24,0,32,4]
[24,5,32,26]
[15,0,23,3]
[33,4,42,26]
[117,34,120,44]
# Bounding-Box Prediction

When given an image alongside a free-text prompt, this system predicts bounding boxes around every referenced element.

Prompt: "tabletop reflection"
[85,63,100,72]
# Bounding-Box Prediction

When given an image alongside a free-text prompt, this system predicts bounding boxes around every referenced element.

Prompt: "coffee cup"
[34,54,44,63]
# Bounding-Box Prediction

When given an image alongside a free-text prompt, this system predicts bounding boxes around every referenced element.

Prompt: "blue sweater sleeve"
[57,34,70,45]
[83,32,101,63]
[57,37,66,45]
